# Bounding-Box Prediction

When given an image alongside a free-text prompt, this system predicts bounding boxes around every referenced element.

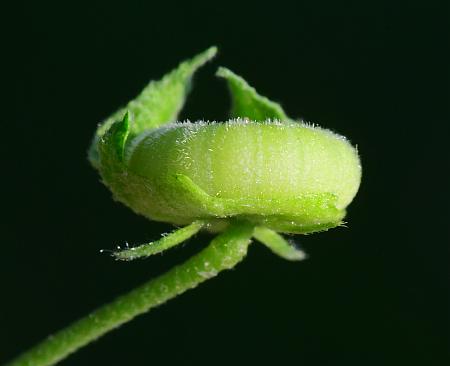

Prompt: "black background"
[3,1,449,365]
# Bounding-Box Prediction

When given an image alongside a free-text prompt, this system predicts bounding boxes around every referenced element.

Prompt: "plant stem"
[6,221,254,366]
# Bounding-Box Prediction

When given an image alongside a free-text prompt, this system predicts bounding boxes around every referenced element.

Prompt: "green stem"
[6,221,254,366]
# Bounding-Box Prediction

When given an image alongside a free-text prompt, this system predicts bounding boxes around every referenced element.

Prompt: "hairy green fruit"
[126,121,360,233]
[90,46,361,245]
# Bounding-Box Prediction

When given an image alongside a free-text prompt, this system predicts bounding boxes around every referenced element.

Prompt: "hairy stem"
[6,221,254,366]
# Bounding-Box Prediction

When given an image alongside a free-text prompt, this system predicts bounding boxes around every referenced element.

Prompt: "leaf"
[216,67,290,122]
[89,46,218,168]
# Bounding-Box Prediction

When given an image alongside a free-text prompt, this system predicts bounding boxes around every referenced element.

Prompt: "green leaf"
[216,67,290,122]
[89,46,218,168]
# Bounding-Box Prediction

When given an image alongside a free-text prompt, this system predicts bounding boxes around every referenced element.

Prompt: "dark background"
[3,1,448,365]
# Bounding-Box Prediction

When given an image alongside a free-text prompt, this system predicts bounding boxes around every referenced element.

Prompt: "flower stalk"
[6,221,254,366]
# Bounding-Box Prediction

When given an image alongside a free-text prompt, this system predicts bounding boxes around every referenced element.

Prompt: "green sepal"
[113,220,205,261]
[97,112,130,184]
[216,67,291,122]
[89,46,218,169]
[95,111,155,218]
[253,226,307,261]
[109,111,130,162]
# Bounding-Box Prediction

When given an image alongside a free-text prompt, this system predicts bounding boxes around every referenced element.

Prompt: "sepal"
[216,67,291,122]
[89,47,217,169]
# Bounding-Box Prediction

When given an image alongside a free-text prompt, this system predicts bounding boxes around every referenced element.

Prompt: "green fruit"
[125,120,361,233]
[89,46,361,250]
